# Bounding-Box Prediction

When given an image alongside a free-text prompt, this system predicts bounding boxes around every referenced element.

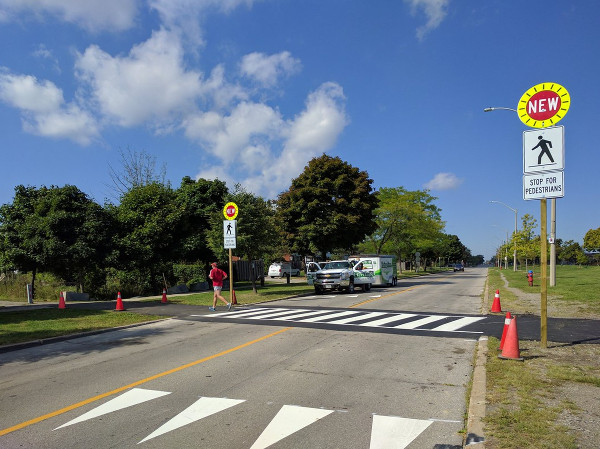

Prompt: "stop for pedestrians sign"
[517,82,570,128]
[223,202,239,220]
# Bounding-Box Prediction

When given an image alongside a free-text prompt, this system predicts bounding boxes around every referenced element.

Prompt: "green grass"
[488,265,600,315]
[0,309,165,346]
[484,266,600,448]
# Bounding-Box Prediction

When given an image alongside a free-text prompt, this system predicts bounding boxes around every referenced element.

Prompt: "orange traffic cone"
[115,291,125,311]
[491,289,502,313]
[231,289,237,305]
[58,292,66,309]
[499,312,512,350]
[498,315,524,361]
[161,289,168,304]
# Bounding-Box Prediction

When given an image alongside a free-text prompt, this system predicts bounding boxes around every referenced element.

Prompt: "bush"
[173,263,207,289]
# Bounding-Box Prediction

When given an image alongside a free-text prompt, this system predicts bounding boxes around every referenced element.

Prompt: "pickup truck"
[312,260,374,294]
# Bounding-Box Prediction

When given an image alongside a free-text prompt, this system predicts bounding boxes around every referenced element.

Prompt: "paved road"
[1,268,598,448]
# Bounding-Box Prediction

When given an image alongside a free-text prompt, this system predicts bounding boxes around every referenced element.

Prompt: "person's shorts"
[213,286,222,291]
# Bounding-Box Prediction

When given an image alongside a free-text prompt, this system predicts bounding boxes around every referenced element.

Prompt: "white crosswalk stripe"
[198,307,485,334]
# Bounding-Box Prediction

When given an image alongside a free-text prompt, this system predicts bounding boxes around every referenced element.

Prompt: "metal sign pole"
[229,248,234,300]
[540,199,548,348]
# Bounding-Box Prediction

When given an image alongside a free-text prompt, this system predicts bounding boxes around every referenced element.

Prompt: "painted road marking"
[139,397,245,444]
[370,415,432,449]
[51,392,436,447]
[0,328,291,437]
[203,307,485,334]
[249,405,334,449]
[54,388,170,430]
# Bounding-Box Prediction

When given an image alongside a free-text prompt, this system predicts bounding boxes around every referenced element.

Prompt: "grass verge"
[484,266,600,448]
[0,309,165,346]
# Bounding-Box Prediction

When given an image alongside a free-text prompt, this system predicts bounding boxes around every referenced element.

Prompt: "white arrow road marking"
[249,405,334,449]
[54,388,171,430]
[138,397,245,444]
[369,415,432,449]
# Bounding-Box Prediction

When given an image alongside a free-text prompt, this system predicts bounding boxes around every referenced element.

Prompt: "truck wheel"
[392,277,397,286]
[363,283,371,292]
[314,286,323,295]
[347,279,355,294]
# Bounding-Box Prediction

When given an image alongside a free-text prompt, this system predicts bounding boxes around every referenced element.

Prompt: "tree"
[175,176,228,264]
[360,187,445,267]
[583,227,600,252]
[207,184,277,293]
[109,182,181,294]
[557,239,586,265]
[108,147,167,198]
[277,155,378,258]
[0,185,110,297]
[514,213,538,266]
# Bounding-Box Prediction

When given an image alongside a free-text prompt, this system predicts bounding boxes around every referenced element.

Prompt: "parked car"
[268,262,300,278]
[453,264,465,272]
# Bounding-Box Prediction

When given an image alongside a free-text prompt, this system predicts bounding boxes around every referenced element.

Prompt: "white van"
[268,262,300,278]
[357,255,398,286]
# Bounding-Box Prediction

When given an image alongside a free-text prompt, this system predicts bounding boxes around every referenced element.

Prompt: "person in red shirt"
[209,262,231,311]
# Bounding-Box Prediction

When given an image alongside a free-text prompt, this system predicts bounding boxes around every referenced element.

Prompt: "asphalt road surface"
[2,267,593,448]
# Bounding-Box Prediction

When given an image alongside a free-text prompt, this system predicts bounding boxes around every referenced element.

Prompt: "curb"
[465,335,487,447]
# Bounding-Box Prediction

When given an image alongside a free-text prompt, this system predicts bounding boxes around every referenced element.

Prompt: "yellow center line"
[350,273,453,308]
[0,326,292,437]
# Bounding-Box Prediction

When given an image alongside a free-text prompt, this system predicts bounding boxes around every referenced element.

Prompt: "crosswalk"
[52,388,439,448]
[197,307,485,334]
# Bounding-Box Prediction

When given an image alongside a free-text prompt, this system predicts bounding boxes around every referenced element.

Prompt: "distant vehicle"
[453,264,464,272]
[268,262,300,278]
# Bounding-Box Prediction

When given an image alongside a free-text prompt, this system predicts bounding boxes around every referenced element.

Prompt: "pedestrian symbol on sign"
[531,136,554,165]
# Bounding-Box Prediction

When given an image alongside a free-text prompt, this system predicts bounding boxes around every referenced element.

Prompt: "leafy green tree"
[557,239,586,265]
[360,187,444,267]
[277,155,378,258]
[109,182,181,294]
[514,213,538,266]
[0,185,111,297]
[207,184,277,292]
[583,227,600,252]
[175,176,228,264]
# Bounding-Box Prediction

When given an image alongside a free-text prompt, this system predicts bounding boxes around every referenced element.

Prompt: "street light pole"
[490,200,518,271]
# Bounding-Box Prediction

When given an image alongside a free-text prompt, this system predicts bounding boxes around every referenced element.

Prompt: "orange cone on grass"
[231,289,237,305]
[499,312,512,350]
[491,289,502,313]
[115,291,125,311]
[161,288,168,304]
[58,292,66,309]
[498,315,524,361]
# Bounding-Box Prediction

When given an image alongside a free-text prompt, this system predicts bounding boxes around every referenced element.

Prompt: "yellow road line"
[0,327,292,437]
[350,273,453,308]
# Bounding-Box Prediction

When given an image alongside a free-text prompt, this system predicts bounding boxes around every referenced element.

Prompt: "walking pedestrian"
[209,262,231,311]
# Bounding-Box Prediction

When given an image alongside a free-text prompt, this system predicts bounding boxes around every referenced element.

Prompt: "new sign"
[517,82,570,128]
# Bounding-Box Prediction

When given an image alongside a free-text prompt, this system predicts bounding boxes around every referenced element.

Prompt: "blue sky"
[0,0,598,260]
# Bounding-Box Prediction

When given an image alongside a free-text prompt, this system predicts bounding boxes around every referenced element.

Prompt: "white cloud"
[405,0,449,40]
[0,70,98,144]
[240,51,301,87]
[198,82,348,198]
[75,29,205,128]
[0,0,139,32]
[424,172,463,191]
[149,0,257,45]
[184,101,283,166]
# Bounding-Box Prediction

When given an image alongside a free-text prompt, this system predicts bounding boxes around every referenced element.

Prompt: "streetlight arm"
[484,107,518,113]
